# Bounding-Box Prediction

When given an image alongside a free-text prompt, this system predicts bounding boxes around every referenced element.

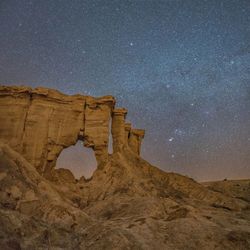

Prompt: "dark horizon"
[0,0,249,181]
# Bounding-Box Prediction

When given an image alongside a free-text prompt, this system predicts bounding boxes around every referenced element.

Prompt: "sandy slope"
[0,143,249,249]
[203,179,250,202]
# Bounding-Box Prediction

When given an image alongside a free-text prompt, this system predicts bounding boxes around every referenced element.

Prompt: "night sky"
[1,0,250,181]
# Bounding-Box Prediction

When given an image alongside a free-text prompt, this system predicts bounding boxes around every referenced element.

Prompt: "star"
[174,129,185,136]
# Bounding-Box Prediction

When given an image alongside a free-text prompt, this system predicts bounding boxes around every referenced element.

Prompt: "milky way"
[0,0,249,181]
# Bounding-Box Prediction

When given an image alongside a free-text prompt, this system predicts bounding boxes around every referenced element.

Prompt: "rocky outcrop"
[0,86,116,176]
[84,95,115,165]
[124,123,132,145]
[128,129,145,155]
[0,85,145,177]
[111,108,127,153]
[0,142,91,249]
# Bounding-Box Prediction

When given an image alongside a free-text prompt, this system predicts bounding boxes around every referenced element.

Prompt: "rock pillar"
[128,129,145,155]
[124,123,131,145]
[111,108,127,153]
[84,96,115,165]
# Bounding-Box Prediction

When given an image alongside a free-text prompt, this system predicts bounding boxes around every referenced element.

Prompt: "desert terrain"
[0,86,249,249]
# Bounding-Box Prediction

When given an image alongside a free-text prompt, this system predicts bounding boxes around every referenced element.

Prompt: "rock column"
[128,129,145,155]
[84,96,115,165]
[124,123,131,145]
[111,108,127,153]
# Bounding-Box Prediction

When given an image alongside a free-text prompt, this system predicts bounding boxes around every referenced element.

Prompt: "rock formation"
[111,108,127,153]
[0,86,144,177]
[0,85,250,250]
[128,129,145,155]
[124,123,132,142]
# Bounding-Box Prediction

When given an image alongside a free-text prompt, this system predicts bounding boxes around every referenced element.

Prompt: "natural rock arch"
[0,85,145,179]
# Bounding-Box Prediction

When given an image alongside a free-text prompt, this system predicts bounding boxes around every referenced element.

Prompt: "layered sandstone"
[0,86,116,176]
[84,95,115,165]
[111,108,127,153]
[128,128,145,155]
[0,85,145,177]
[124,123,132,145]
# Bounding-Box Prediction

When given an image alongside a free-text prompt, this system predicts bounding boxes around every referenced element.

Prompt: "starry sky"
[0,0,250,181]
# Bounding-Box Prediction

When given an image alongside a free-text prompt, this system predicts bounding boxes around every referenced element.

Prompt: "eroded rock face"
[50,168,76,184]
[84,96,115,165]
[0,86,117,176]
[124,123,132,145]
[111,108,127,153]
[0,85,145,177]
[128,129,145,155]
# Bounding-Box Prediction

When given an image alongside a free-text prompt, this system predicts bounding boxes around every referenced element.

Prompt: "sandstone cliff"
[0,86,144,178]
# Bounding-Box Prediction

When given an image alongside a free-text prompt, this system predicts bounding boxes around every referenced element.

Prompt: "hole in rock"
[55,141,97,179]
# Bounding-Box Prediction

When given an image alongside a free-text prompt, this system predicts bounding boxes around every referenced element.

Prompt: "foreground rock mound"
[1,143,249,249]
[0,86,250,249]
[0,143,91,249]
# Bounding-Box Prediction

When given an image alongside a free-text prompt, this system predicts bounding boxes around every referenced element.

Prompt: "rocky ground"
[0,142,249,250]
